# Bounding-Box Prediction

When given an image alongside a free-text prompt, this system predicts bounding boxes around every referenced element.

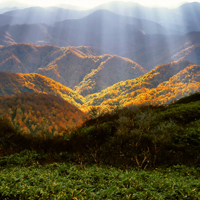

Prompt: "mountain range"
[0,4,200,70]
[0,60,200,112]
[0,71,85,108]
[0,1,200,132]
[0,1,29,14]
[2,1,200,34]
[0,43,145,94]
[95,1,200,33]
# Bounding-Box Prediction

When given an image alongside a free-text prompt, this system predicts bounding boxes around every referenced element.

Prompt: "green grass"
[0,160,200,200]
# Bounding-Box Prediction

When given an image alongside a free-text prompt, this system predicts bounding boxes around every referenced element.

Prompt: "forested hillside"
[1,60,200,114]
[0,43,145,91]
[1,92,200,168]
[0,71,85,108]
[0,92,86,135]
[74,55,145,96]
[85,61,200,108]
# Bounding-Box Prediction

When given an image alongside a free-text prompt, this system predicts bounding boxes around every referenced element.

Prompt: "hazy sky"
[0,0,198,8]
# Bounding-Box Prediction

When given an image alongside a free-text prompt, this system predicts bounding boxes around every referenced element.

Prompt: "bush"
[1,93,200,169]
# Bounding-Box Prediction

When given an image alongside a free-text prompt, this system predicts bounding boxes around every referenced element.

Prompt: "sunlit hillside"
[0,72,85,108]
[84,61,200,108]
[0,92,86,135]
[1,60,200,113]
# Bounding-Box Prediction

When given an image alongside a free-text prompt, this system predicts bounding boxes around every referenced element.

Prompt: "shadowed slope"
[0,43,145,92]
[74,55,145,96]
[172,44,200,65]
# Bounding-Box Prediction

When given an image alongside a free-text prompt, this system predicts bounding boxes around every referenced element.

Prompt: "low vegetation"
[0,153,199,199]
[1,93,200,199]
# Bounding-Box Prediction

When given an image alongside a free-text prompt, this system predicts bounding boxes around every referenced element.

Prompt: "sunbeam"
[0,2,200,192]
[0,0,199,9]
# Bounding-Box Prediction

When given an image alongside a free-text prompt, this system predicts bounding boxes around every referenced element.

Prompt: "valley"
[0,1,200,199]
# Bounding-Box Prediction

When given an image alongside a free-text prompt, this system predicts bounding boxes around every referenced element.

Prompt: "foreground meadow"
[0,156,200,200]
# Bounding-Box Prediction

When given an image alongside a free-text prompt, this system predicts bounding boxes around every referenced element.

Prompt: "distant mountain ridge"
[2,7,92,24]
[0,1,29,14]
[1,8,200,70]
[94,1,200,34]
[172,44,200,64]
[1,1,200,34]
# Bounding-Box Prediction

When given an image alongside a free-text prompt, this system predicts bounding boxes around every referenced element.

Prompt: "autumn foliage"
[83,61,200,110]
[0,92,86,135]
[0,43,145,95]
[0,71,85,108]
